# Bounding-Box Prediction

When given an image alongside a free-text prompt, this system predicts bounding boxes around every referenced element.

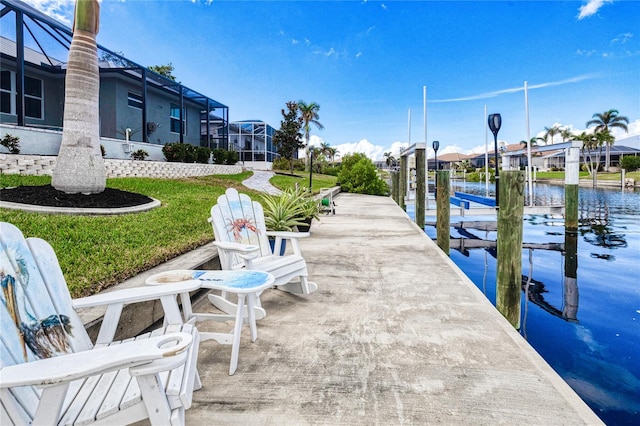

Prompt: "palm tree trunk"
[52,0,105,194]
[605,142,610,172]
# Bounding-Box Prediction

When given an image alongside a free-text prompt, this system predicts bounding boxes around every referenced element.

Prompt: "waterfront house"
[0,0,228,161]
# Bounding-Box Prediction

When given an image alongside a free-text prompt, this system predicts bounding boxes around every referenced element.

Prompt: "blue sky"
[20,0,640,160]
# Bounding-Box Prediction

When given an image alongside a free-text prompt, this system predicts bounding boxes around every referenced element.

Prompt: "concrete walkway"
[186,193,601,425]
[242,170,282,195]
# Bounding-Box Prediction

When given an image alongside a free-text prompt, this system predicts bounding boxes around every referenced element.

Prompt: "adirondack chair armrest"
[265,231,311,240]
[212,241,260,255]
[0,332,192,388]
[72,281,201,309]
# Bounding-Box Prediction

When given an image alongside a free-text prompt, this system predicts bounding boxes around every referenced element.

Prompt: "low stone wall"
[0,154,242,178]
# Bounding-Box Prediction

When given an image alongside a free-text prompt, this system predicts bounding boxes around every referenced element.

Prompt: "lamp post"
[432,140,440,200]
[488,113,502,207]
[432,140,440,171]
[309,146,314,189]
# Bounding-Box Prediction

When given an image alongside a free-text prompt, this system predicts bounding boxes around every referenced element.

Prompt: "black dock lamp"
[488,113,502,207]
[309,146,315,189]
[432,140,440,171]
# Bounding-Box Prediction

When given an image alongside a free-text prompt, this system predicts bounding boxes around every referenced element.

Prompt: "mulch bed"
[0,185,153,208]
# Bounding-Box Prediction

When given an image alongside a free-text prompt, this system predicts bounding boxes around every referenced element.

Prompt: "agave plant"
[262,188,307,232]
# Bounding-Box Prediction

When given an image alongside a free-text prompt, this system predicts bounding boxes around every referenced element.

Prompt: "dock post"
[400,155,407,211]
[497,171,524,329]
[391,171,399,205]
[436,170,450,255]
[415,147,426,229]
[565,141,581,232]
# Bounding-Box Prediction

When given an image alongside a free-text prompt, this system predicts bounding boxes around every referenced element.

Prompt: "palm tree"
[586,109,629,172]
[319,141,332,161]
[51,0,106,194]
[298,101,324,167]
[383,151,396,169]
[519,137,539,149]
[542,125,561,146]
[328,147,338,165]
[560,128,574,142]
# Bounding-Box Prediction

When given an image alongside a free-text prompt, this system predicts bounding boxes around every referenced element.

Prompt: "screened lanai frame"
[0,0,228,146]
[229,120,280,163]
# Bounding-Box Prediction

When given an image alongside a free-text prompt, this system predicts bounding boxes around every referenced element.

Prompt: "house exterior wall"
[0,64,64,129]
[102,75,202,147]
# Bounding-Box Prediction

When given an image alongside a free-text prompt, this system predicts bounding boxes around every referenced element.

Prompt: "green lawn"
[269,170,338,193]
[535,170,640,181]
[1,172,338,298]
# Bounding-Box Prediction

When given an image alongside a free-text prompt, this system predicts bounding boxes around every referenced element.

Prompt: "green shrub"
[226,150,239,165]
[131,149,149,161]
[1,133,20,154]
[162,142,186,162]
[292,159,305,171]
[322,164,341,176]
[620,156,640,171]
[162,143,209,163]
[212,148,226,164]
[272,156,290,171]
[195,146,211,164]
[337,153,389,195]
[466,170,495,183]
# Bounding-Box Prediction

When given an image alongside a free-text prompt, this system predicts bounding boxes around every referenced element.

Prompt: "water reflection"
[434,182,640,425]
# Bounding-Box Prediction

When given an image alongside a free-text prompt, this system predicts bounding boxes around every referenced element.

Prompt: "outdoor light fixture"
[488,113,502,207]
[309,147,315,189]
[432,140,440,171]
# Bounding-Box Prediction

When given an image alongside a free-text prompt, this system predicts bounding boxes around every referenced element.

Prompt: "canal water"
[414,182,639,425]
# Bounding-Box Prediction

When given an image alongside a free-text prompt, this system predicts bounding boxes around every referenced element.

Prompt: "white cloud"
[611,32,633,44]
[334,139,386,161]
[576,49,597,56]
[431,75,596,103]
[22,0,75,25]
[577,0,614,20]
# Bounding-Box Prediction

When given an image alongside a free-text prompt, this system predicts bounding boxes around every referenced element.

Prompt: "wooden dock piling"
[400,155,407,211]
[496,171,524,329]
[436,170,450,255]
[415,147,426,229]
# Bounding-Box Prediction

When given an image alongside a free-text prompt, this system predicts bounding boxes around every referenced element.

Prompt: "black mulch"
[0,185,153,208]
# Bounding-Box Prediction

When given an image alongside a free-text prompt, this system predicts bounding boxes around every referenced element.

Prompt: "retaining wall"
[0,153,242,178]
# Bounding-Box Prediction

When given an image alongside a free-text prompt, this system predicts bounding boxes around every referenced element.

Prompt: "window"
[24,76,43,119]
[1,70,15,114]
[0,72,43,119]
[170,103,186,134]
[128,91,143,109]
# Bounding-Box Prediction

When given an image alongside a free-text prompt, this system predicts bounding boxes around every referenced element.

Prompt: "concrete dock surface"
[187,192,602,425]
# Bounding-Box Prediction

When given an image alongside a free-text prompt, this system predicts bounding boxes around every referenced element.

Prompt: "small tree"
[148,63,177,81]
[338,153,389,196]
[273,101,304,174]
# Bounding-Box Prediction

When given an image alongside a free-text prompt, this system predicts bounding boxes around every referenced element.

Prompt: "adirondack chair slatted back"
[210,188,272,268]
[1,222,93,423]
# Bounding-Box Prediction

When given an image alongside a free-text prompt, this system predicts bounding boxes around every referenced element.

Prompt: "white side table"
[146,270,274,375]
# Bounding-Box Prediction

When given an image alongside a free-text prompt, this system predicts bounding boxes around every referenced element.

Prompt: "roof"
[1,0,227,110]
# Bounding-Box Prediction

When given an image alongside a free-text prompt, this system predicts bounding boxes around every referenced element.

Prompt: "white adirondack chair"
[208,188,317,318]
[0,222,201,426]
